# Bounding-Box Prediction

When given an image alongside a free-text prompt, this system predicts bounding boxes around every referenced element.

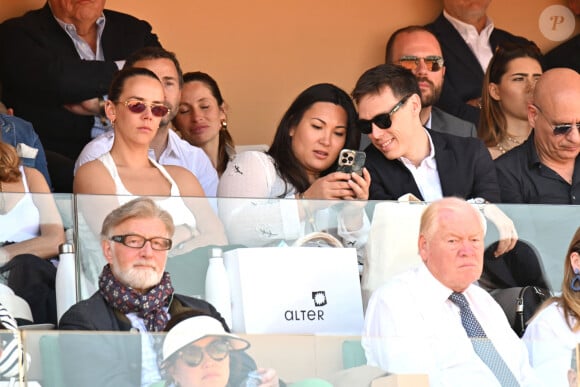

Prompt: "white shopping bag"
[223,247,363,334]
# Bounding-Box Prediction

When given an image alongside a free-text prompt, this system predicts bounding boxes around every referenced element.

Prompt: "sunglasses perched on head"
[397,56,444,72]
[119,99,170,117]
[357,94,412,134]
[179,339,231,367]
[110,234,172,251]
[533,104,580,136]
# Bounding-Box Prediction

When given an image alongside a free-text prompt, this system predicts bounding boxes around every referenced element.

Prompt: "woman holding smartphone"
[217,83,370,252]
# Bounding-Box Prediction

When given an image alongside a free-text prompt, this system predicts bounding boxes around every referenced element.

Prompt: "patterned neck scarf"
[99,264,174,332]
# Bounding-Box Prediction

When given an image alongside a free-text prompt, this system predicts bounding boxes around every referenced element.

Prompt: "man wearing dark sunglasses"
[353,64,518,257]
[495,68,580,204]
[59,198,229,387]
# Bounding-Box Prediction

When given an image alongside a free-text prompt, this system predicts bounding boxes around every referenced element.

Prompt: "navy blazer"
[425,13,533,126]
[0,4,161,159]
[366,129,500,202]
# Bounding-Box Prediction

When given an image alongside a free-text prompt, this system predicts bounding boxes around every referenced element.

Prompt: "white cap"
[163,315,249,362]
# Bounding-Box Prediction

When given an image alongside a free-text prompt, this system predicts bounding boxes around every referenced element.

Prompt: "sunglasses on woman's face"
[179,339,231,367]
[119,99,170,118]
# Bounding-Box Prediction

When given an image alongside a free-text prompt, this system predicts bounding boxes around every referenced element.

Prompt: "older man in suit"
[425,0,533,126]
[360,26,476,150]
[353,64,517,256]
[0,0,161,191]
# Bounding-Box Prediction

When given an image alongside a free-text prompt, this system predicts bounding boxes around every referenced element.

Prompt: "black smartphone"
[337,149,366,176]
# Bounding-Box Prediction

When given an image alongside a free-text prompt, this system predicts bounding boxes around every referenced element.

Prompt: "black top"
[495,131,580,204]
[366,129,500,202]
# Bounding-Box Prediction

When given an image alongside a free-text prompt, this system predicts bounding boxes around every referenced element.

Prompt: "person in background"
[523,227,580,387]
[218,83,370,253]
[0,140,65,324]
[478,42,543,159]
[173,72,235,177]
[0,106,52,190]
[495,68,580,204]
[385,26,476,138]
[74,48,219,197]
[161,310,280,387]
[363,197,538,387]
[0,0,162,191]
[59,197,227,387]
[426,0,535,126]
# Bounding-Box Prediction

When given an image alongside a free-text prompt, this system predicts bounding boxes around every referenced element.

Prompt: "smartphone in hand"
[337,149,366,176]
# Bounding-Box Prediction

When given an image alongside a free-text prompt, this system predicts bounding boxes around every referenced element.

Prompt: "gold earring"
[221,119,228,131]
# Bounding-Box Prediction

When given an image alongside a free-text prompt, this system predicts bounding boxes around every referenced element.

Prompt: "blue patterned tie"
[449,292,520,387]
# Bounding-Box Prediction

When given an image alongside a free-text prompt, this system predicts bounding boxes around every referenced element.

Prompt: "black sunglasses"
[110,234,172,251]
[179,339,231,367]
[397,56,444,72]
[119,99,170,118]
[357,94,412,134]
[533,104,580,136]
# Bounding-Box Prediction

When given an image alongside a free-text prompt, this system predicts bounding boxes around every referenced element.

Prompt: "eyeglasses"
[110,234,172,251]
[119,99,170,118]
[179,339,231,367]
[397,56,444,72]
[357,94,412,134]
[533,104,580,136]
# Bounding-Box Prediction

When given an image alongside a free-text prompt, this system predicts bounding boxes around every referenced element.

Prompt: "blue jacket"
[0,113,52,189]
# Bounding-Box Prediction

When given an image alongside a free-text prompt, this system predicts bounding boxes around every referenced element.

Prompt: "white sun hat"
[163,315,250,362]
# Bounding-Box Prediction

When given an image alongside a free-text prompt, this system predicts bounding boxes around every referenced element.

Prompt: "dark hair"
[267,83,359,195]
[183,71,235,176]
[385,25,438,64]
[125,47,184,87]
[108,67,162,103]
[478,42,543,147]
[352,63,421,104]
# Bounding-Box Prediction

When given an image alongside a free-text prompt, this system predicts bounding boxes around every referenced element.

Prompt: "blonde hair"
[0,142,22,182]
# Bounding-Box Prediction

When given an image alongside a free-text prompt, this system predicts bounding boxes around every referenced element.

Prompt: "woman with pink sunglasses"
[74,67,226,255]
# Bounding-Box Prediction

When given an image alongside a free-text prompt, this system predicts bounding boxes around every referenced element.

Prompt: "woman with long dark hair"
[217,83,370,251]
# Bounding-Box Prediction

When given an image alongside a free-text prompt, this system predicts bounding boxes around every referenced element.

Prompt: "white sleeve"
[73,134,113,175]
[217,152,301,246]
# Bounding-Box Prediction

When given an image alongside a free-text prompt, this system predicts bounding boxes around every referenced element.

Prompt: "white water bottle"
[205,248,233,328]
[56,241,77,323]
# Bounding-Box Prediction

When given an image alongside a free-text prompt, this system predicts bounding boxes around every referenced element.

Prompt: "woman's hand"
[303,168,371,201]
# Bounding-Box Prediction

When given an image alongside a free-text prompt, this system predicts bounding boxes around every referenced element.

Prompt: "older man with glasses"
[58,197,228,387]
[495,68,580,204]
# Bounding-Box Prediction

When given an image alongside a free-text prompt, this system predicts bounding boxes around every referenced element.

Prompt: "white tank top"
[98,152,197,229]
[0,166,41,243]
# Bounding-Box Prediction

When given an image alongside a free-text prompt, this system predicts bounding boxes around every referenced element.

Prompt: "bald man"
[495,68,580,203]
[362,197,538,386]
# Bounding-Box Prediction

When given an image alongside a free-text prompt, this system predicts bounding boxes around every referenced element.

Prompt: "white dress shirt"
[362,263,540,387]
[444,10,494,72]
[399,129,443,202]
[73,128,218,196]
[523,301,580,387]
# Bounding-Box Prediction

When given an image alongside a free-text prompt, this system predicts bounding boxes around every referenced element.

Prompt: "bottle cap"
[59,243,74,254]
